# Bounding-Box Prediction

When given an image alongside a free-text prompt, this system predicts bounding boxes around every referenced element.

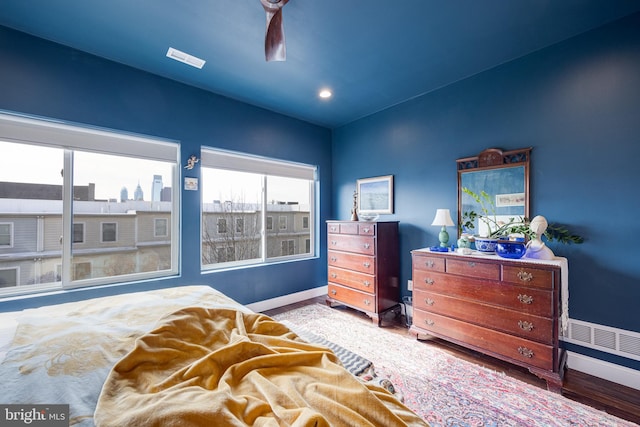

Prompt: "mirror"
[457,147,531,237]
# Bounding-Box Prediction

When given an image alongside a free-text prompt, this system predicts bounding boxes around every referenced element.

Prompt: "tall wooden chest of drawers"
[326,221,400,326]
[410,249,566,391]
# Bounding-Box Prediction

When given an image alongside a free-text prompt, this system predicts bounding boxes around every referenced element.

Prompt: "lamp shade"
[431,209,454,227]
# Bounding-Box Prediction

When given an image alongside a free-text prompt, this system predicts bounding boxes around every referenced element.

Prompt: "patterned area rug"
[272,303,637,427]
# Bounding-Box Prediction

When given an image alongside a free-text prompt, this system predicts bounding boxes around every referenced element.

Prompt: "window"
[0,223,12,247]
[201,148,316,269]
[101,222,117,242]
[281,240,294,256]
[0,112,179,297]
[154,218,168,237]
[73,223,85,243]
[0,268,18,288]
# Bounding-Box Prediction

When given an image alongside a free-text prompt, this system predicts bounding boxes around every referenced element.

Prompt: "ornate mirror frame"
[457,147,532,235]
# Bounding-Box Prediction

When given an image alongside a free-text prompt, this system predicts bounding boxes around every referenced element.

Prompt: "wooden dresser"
[326,221,400,326]
[410,249,566,391]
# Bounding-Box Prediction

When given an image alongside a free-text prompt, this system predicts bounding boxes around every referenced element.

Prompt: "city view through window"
[0,137,316,295]
[0,139,176,295]
[201,168,314,268]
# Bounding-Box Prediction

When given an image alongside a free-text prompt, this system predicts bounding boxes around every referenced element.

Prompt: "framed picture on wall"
[357,175,394,214]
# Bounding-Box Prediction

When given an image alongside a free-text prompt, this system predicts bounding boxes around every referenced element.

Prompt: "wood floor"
[263,297,640,425]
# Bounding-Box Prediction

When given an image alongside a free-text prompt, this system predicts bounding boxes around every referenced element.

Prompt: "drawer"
[413,309,554,371]
[412,253,445,273]
[446,258,500,280]
[328,234,375,255]
[328,267,375,293]
[358,223,376,236]
[503,265,555,290]
[328,222,358,235]
[412,270,553,316]
[328,250,376,274]
[328,284,377,313]
[414,289,553,344]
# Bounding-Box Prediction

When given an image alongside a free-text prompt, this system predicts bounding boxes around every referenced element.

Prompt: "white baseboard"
[567,351,640,391]
[246,285,328,313]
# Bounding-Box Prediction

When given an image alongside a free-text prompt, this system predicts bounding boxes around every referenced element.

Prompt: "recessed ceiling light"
[319,89,332,99]
[166,47,206,69]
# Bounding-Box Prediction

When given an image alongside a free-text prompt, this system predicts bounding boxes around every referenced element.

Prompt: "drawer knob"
[467,261,476,267]
[518,320,534,332]
[518,294,534,304]
[424,319,435,326]
[363,280,371,287]
[363,227,370,233]
[518,346,534,358]
[363,262,371,268]
[424,277,434,285]
[330,226,337,232]
[425,260,435,268]
[363,243,371,249]
[330,289,337,295]
[425,298,435,306]
[330,256,337,262]
[517,271,533,282]
[364,299,371,306]
[330,273,337,279]
[331,240,337,246]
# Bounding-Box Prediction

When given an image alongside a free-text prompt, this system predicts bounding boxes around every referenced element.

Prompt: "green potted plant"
[461,187,583,252]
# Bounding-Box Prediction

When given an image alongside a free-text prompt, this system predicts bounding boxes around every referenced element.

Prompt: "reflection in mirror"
[457,148,531,237]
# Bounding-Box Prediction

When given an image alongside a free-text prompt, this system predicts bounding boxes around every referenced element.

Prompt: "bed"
[0,285,426,426]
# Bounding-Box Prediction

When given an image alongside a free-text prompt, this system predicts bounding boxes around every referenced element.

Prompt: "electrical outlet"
[407,279,413,291]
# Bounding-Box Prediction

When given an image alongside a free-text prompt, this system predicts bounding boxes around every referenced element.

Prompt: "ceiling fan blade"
[261,0,289,62]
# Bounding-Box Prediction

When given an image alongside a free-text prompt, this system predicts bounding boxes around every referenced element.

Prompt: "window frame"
[154,218,168,237]
[101,222,118,243]
[0,111,180,297]
[0,266,18,288]
[72,222,85,244]
[0,223,13,248]
[200,147,317,270]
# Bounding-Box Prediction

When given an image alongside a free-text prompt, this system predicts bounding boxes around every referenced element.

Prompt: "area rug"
[272,303,637,427]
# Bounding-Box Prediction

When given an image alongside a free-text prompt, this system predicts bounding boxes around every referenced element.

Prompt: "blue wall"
[332,14,640,369]
[0,26,332,309]
[1,13,639,371]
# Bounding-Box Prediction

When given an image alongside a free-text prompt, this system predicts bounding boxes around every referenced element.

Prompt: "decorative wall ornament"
[184,155,199,170]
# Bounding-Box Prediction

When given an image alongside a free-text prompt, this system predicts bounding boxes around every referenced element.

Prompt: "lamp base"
[438,227,450,247]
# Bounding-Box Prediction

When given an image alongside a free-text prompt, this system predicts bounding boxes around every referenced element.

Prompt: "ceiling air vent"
[166,47,206,69]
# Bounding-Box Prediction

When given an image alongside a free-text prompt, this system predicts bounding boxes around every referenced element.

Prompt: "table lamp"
[431,208,454,247]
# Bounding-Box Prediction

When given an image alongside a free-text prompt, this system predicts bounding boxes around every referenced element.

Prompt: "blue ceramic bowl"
[474,237,498,252]
[496,241,526,259]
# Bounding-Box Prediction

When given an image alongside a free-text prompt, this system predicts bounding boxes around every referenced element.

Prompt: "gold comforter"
[95,306,426,426]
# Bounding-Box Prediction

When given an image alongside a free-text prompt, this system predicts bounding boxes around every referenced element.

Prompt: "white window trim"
[100,222,118,243]
[279,216,287,230]
[0,222,13,248]
[201,147,317,271]
[0,266,19,288]
[73,222,85,244]
[154,218,168,237]
[0,111,180,297]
